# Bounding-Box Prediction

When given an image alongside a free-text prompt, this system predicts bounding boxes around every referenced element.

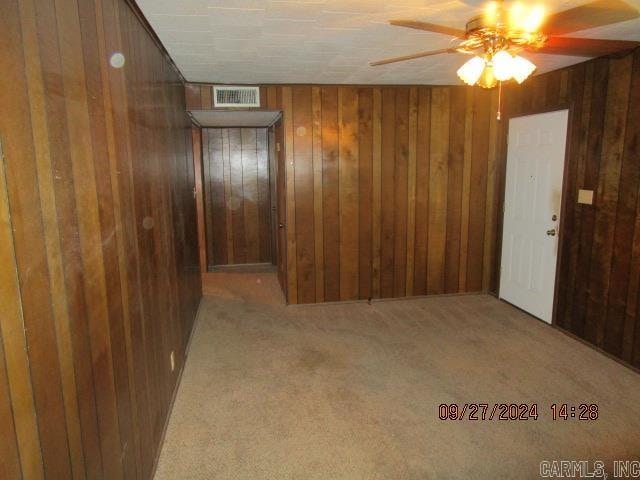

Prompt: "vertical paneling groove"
[445,88,465,293]
[19,0,85,476]
[321,87,340,302]
[312,87,325,302]
[339,87,360,300]
[2,0,73,476]
[572,59,609,339]
[621,51,640,362]
[482,90,499,291]
[55,0,124,475]
[560,64,589,332]
[393,88,409,297]
[606,51,640,356]
[380,88,396,298]
[466,89,490,292]
[192,127,207,274]
[413,88,431,295]
[0,133,43,480]
[241,128,260,261]
[257,128,271,263]
[358,88,373,300]
[95,1,143,474]
[229,128,247,263]
[405,88,418,296]
[427,87,450,294]
[293,87,316,303]
[371,89,382,298]
[458,88,474,291]
[2,0,202,477]
[222,129,235,263]
[0,330,22,480]
[585,55,633,347]
[283,87,298,303]
[203,130,216,265]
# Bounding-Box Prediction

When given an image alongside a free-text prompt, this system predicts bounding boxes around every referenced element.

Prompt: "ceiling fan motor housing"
[460,14,546,56]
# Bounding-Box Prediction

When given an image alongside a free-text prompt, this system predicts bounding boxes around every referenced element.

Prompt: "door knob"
[546,229,556,236]
[278,223,285,229]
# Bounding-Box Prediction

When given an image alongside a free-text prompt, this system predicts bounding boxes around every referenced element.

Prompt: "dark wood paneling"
[413,88,431,295]
[188,83,498,306]
[0,1,202,479]
[495,47,640,369]
[339,87,360,301]
[380,88,397,299]
[202,127,273,268]
[292,88,316,302]
[358,88,373,299]
[321,87,341,303]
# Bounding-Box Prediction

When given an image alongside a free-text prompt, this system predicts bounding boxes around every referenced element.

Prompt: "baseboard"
[287,290,486,308]
[148,295,204,479]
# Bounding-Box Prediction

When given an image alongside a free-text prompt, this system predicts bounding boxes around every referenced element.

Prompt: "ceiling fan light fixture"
[477,63,498,89]
[511,55,537,83]
[457,56,486,86]
[492,50,515,81]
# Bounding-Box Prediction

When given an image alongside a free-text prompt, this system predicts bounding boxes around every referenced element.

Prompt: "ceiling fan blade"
[544,0,639,36]
[370,48,457,66]
[532,36,640,57]
[389,20,466,38]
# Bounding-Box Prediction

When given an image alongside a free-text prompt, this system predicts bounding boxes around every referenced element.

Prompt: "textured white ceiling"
[136,0,640,85]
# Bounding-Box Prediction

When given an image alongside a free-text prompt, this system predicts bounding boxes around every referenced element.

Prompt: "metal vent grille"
[214,86,260,108]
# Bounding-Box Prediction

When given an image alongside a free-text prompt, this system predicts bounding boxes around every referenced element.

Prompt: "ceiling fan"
[370,0,640,89]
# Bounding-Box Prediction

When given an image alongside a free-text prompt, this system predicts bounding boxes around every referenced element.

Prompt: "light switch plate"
[578,189,594,205]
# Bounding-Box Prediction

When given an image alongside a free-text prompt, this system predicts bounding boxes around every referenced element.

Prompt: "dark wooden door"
[202,128,272,268]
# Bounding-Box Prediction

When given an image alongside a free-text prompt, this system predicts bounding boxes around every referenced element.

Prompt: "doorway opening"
[191,109,287,300]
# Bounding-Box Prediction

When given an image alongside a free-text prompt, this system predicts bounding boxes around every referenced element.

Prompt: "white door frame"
[498,106,573,324]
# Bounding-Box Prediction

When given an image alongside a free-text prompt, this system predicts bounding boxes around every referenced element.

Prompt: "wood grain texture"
[380,88,397,299]
[413,88,431,295]
[192,128,207,274]
[495,47,640,368]
[187,83,501,305]
[321,87,341,303]
[0,0,202,478]
[283,87,298,303]
[187,85,499,303]
[202,128,273,268]
[358,88,373,300]
[339,87,360,300]
[312,87,325,302]
[293,87,316,303]
[393,88,409,297]
[427,88,450,295]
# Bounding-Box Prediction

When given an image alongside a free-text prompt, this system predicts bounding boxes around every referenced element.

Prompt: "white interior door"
[499,110,568,323]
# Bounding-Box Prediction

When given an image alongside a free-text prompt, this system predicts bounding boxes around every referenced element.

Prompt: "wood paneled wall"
[202,128,273,267]
[0,0,201,479]
[187,84,501,304]
[495,48,640,368]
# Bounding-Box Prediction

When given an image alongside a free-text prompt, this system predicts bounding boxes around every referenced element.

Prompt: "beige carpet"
[155,281,640,479]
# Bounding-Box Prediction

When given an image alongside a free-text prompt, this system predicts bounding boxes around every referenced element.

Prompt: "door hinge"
[193,187,197,199]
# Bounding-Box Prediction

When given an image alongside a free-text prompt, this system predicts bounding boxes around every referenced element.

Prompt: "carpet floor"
[155,277,640,479]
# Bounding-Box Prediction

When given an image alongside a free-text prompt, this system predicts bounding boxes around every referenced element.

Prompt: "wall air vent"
[213,86,260,108]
